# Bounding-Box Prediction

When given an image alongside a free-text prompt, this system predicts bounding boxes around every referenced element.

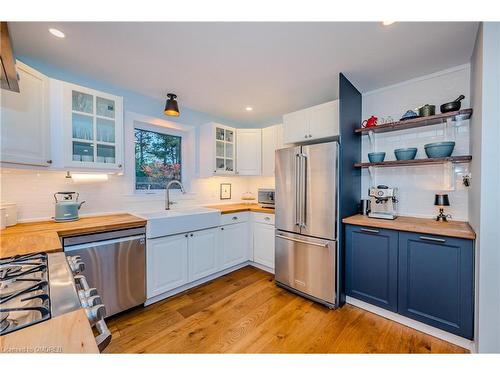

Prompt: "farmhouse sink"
[135,207,221,238]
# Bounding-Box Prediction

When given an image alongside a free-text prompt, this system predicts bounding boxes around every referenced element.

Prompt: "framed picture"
[220,183,231,200]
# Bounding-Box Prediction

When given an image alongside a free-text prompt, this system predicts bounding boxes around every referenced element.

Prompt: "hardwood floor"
[104,266,468,354]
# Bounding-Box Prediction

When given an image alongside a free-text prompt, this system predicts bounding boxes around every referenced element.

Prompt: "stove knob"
[74,275,90,290]
[70,261,85,274]
[87,295,103,307]
[86,304,107,324]
[78,287,98,300]
[67,255,82,263]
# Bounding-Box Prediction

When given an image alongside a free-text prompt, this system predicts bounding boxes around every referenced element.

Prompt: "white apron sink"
[135,207,221,238]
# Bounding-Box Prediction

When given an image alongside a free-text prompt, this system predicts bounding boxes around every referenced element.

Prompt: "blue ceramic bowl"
[424,141,455,158]
[368,152,386,163]
[394,148,418,160]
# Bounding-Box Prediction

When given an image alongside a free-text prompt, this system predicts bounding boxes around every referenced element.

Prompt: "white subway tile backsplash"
[0,169,274,222]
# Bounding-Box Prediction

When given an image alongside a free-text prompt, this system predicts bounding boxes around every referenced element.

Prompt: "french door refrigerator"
[275,141,338,308]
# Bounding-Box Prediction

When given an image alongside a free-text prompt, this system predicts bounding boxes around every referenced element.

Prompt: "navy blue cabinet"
[346,225,398,311]
[398,232,474,339]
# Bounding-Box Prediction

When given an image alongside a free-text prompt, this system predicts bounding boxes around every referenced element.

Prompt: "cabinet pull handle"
[360,228,379,234]
[221,227,224,231]
[264,217,270,221]
[185,234,188,238]
[46,159,53,164]
[419,236,446,243]
[232,216,238,220]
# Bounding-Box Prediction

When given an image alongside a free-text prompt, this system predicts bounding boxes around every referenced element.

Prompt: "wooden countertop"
[1,214,146,258]
[342,214,476,240]
[205,203,275,215]
[0,309,99,354]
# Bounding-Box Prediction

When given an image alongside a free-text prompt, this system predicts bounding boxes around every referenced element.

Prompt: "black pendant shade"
[434,194,450,207]
[164,93,180,117]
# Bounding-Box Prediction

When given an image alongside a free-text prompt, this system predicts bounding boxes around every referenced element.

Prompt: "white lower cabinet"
[147,233,189,298]
[253,222,275,270]
[146,216,259,301]
[219,222,249,269]
[188,228,219,282]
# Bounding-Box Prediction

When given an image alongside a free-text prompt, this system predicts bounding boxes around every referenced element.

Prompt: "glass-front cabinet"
[215,125,235,174]
[58,81,123,170]
[199,122,237,177]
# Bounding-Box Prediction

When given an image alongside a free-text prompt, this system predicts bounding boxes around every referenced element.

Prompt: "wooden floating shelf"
[355,108,473,134]
[354,155,472,168]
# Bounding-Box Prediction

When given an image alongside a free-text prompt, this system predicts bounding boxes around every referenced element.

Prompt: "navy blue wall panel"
[337,73,362,306]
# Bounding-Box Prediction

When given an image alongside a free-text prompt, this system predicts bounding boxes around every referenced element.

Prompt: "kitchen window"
[134,128,182,190]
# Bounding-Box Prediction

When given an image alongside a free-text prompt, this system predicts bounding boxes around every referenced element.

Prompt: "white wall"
[361,65,471,220]
[0,111,274,222]
[469,22,500,354]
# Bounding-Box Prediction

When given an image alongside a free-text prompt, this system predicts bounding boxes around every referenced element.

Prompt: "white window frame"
[124,111,196,196]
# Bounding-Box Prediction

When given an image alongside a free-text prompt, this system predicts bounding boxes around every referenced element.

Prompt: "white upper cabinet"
[283,100,339,144]
[50,79,123,171]
[283,108,309,144]
[199,122,236,177]
[236,128,261,176]
[309,101,339,140]
[261,124,283,176]
[1,61,51,167]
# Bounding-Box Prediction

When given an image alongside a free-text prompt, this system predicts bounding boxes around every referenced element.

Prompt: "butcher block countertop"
[205,203,275,215]
[342,214,476,240]
[0,309,99,354]
[0,213,146,258]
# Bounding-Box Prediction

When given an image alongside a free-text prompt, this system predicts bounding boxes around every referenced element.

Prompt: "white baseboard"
[346,296,474,351]
[248,261,274,274]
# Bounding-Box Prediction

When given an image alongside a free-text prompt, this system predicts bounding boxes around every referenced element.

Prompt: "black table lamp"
[434,194,451,222]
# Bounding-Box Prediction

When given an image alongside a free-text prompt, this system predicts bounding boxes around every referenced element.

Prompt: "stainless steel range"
[0,251,111,351]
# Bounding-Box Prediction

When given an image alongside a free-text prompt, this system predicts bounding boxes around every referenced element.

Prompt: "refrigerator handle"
[300,153,307,228]
[295,153,301,227]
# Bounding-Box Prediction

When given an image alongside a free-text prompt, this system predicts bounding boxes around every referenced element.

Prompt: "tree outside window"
[135,128,181,190]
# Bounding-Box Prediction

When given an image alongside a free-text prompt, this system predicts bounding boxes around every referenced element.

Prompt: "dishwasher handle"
[64,235,145,252]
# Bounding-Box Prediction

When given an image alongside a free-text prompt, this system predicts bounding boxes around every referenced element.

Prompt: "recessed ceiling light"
[382,21,395,26]
[245,106,253,112]
[49,28,65,38]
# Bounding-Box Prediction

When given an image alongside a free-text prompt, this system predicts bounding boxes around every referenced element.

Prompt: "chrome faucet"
[165,180,185,210]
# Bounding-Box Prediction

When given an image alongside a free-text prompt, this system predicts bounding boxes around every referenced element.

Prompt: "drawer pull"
[264,217,270,221]
[360,228,379,234]
[232,216,238,220]
[419,236,446,243]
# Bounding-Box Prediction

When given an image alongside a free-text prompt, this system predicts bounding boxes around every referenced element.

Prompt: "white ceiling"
[9,22,479,125]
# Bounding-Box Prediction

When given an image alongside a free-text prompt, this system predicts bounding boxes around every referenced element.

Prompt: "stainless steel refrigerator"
[275,141,339,308]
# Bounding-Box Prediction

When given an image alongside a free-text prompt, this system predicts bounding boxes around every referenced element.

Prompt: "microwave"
[258,188,275,208]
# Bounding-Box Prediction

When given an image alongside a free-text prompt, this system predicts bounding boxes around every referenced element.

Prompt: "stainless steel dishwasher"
[63,227,146,317]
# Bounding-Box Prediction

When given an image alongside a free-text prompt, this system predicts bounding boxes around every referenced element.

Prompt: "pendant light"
[164,93,180,117]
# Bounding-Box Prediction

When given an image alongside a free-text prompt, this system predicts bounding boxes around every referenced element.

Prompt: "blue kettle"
[54,192,85,222]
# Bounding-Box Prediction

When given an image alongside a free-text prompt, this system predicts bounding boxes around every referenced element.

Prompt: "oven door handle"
[64,235,145,252]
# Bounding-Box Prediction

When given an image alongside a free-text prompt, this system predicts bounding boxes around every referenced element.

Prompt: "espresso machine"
[368,185,398,220]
